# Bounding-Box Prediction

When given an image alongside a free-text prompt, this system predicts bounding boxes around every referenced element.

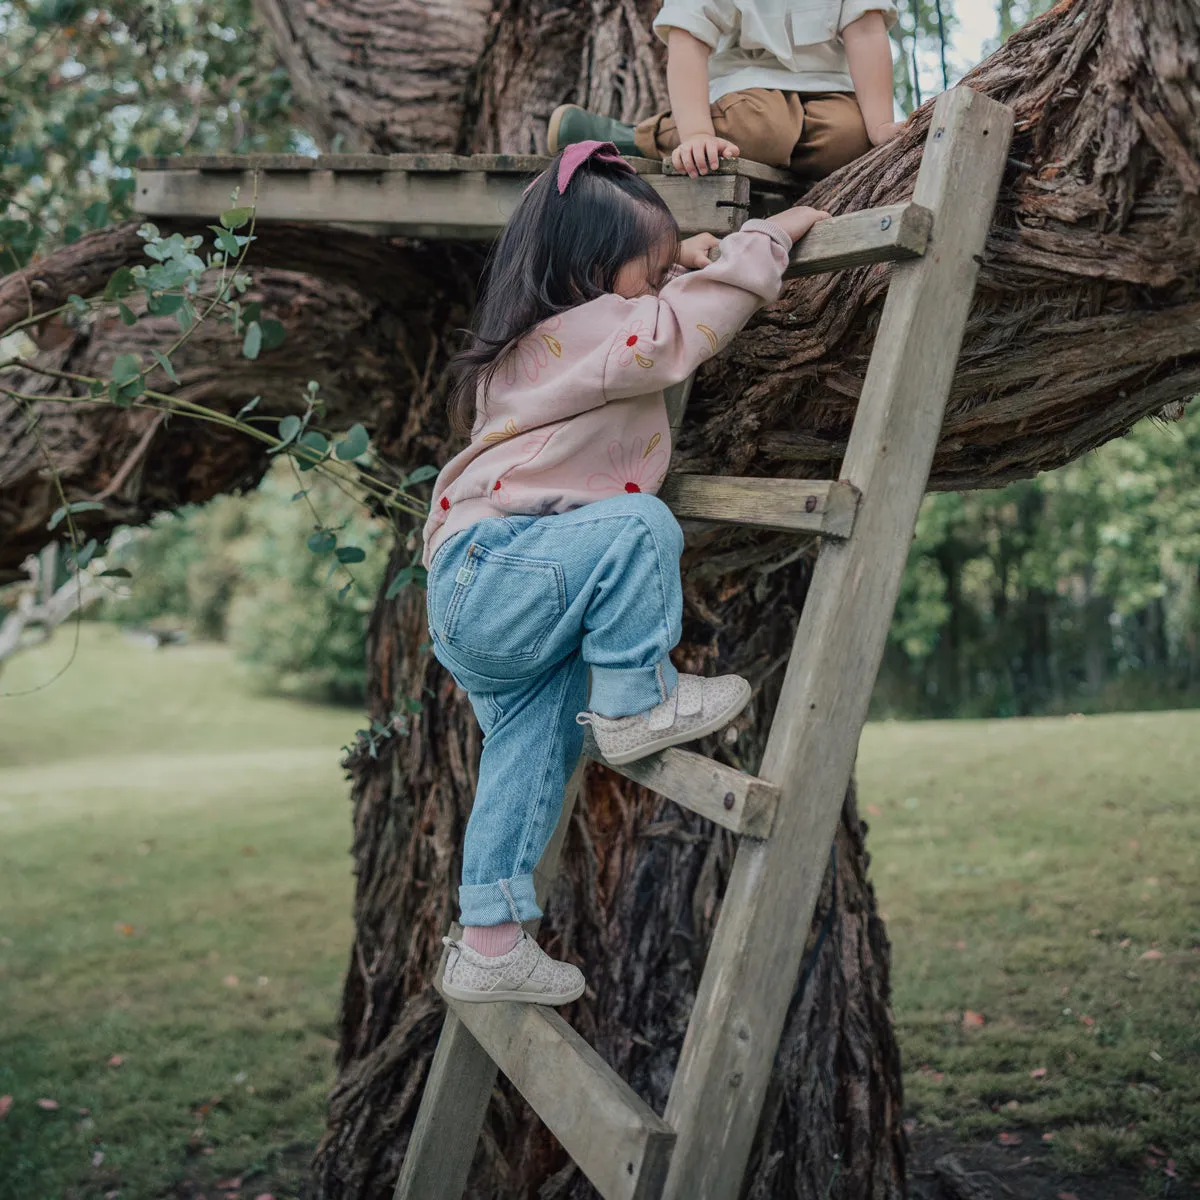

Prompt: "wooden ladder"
[395,86,1013,1200]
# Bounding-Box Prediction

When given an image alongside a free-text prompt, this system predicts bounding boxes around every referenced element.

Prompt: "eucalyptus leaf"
[117,302,137,326]
[402,464,439,486]
[243,321,262,360]
[335,546,366,564]
[150,350,179,383]
[307,530,337,554]
[103,266,136,300]
[385,566,415,599]
[235,395,261,420]
[335,423,370,461]
[111,353,141,385]
[220,206,253,230]
[100,567,133,579]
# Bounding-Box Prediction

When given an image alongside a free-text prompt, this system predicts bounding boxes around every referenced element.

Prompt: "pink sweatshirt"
[422,219,792,566]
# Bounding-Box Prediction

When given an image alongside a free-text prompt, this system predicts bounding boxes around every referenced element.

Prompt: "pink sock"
[462,922,521,957]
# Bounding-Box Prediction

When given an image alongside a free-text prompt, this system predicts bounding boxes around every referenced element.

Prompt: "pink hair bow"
[556,140,634,193]
[524,140,635,196]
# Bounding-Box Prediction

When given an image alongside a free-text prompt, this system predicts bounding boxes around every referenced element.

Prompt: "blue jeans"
[426,493,685,926]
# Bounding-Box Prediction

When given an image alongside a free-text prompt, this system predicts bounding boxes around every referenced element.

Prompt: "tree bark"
[1,0,1197,1196]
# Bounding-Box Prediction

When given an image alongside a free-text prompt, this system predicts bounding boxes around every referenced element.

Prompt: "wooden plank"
[661,86,1014,1200]
[660,157,801,188]
[446,999,675,1200]
[135,165,746,238]
[137,152,665,176]
[787,202,932,277]
[395,763,587,1200]
[658,476,860,538]
[583,734,778,839]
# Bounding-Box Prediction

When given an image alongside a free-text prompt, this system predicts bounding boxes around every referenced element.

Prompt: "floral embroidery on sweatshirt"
[502,315,564,385]
[616,320,654,369]
[482,418,521,444]
[587,436,669,495]
[696,323,721,354]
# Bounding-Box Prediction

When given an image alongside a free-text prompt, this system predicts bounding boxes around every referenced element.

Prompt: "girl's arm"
[601,208,828,400]
[665,28,739,177]
[841,11,904,146]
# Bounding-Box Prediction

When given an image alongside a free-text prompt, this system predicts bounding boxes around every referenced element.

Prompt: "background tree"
[1,0,1198,1197]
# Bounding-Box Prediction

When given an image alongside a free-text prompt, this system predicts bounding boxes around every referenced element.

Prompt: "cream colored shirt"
[653,0,899,102]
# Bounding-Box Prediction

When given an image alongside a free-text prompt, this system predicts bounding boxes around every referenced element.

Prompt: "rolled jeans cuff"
[459,874,541,925]
[588,658,678,719]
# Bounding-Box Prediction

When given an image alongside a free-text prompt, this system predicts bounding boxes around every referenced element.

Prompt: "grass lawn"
[1,625,357,1199]
[1,625,1197,1197]
[860,713,1200,1192]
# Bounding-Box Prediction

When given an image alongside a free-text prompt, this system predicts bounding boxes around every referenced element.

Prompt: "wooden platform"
[134,152,802,239]
[134,152,932,275]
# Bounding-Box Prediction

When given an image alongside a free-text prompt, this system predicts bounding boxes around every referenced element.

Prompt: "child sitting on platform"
[425,142,828,1005]
[549,0,902,180]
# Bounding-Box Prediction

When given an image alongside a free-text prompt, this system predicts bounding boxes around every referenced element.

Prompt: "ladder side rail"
[660,86,1014,1200]
[394,765,586,1200]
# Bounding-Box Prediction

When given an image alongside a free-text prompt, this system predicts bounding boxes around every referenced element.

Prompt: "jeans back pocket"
[440,544,566,665]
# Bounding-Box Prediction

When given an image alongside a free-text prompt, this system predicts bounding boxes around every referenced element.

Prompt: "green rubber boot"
[547,105,640,157]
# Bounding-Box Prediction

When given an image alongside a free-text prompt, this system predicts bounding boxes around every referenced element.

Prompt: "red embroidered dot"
[493,480,502,491]
[624,481,641,493]
[626,335,638,347]
[439,496,450,511]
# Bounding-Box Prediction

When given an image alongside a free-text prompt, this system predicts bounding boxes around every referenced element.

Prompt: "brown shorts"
[633,88,870,182]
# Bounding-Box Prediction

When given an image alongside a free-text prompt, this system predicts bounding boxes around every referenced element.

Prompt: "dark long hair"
[447,153,680,436]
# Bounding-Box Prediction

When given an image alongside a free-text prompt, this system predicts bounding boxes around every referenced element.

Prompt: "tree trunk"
[1,0,1198,1196]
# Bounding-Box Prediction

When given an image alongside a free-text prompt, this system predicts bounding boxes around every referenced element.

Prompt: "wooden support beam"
[659,476,860,538]
[660,86,1014,1200]
[583,734,779,839]
[394,764,588,1200]
[445,999,675,1200]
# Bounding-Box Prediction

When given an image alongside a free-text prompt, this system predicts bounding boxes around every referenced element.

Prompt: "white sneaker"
[577,673,751,766]
[441,932,585,1005]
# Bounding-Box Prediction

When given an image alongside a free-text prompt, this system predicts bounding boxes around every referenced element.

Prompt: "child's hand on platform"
[672,133,739,179]
[869,119,906,146]
[771,205,832,244]
[677,232,721,269]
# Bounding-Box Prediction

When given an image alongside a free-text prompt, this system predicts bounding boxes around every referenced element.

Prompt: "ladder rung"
[659,476,860,537]
[445,997,675,1200]
[787,202,932,276]
[584,735,778,838]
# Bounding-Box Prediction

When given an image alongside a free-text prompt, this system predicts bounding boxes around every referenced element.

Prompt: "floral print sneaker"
[578,673,752,766]
[441,933,586,1005]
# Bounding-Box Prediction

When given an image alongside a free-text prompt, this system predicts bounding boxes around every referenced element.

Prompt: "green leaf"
[150,350,178,383]
[148,292,184,316]
[73,539,99,569]
[307,530,337,554]
[89,381,105,398]
[335,546,366,564]
[243,321,262,360]
[296,431,329,472]
[176,305,194,333]
[235,396,261,420]
[84,200,108,228]
[67,294,89,317]
[337,582,354,602]
[260,319,286,350]
[47,501,105,531]
[211,226,240,256]
[112,354,141,385]
[241,302,263,324]
[118,302,137,326]
[100,567,133,579]
[385,566,416,600]
[402,464,439,486]
[103,266,136,301]
[270,414,302,454]
[335,423,370,461]
[220,206,254,230]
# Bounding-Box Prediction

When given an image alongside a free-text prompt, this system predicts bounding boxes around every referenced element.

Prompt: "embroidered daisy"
[587,435,669,494]
[615,320,655,369]
[503,315,564,385]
